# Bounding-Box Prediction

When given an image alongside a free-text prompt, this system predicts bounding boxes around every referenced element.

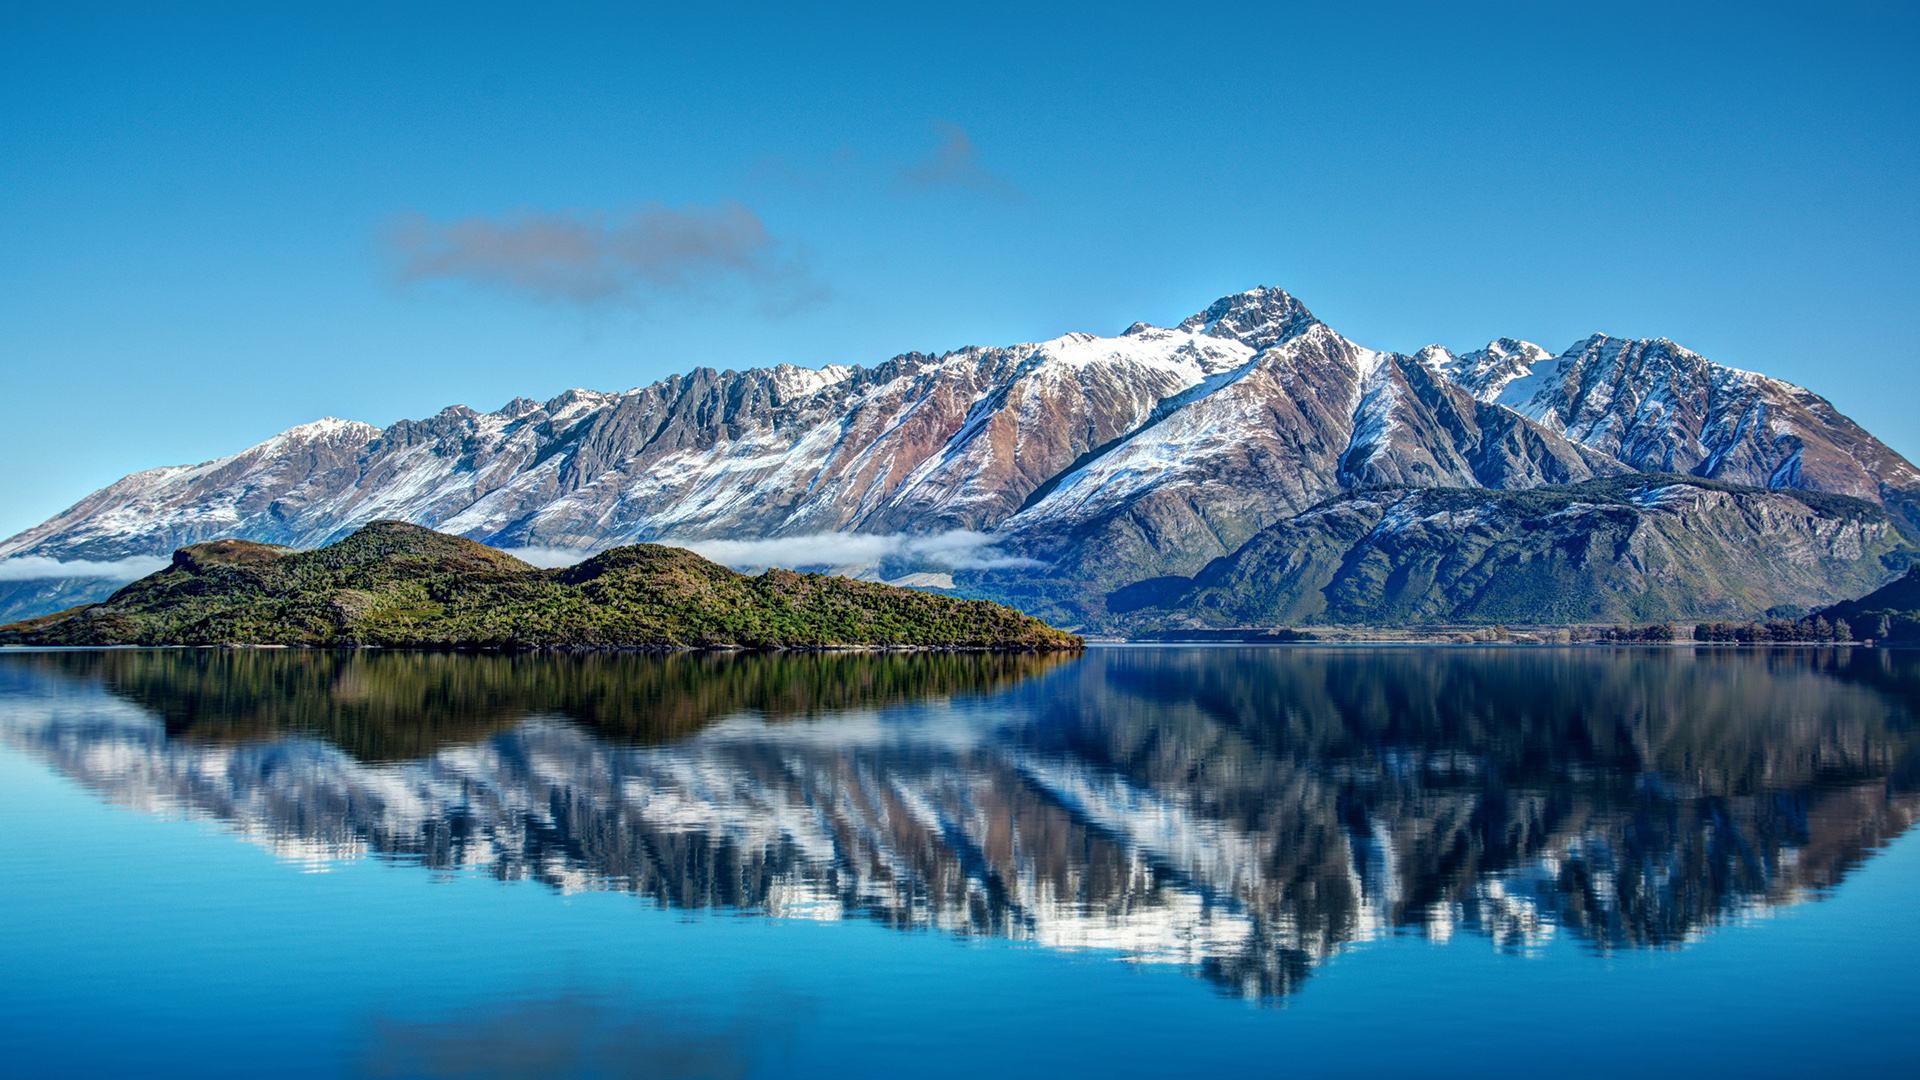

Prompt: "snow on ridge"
[881,325,1258,520]
[1006,323,1394,531]
[1491,352,1571,427]
[1030,324,1256,377]
[1003,339,1287,528]
[274,417,381,441]
[767,362,855,399]
[228,417,380,463]
[1367,493,1499,536]
[1411,344,1456,376]
[1342,349,1400,473]
[1447,339,1553,401]
[1628,483,1703,510]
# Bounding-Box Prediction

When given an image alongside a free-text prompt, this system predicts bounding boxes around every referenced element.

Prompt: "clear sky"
[3,1,1917,541]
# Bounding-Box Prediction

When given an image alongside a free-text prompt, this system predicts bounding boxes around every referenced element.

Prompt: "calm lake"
[2,645,1917,1077]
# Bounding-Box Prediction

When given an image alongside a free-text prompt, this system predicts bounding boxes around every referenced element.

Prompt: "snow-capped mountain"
[3,287,1915,626]
[1485,334,1920,505]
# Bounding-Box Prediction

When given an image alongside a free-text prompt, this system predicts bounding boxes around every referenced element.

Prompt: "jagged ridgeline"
[0,522,1082,650]
[3,286,1917,629]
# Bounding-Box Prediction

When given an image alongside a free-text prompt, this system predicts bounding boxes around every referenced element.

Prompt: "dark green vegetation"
[1088,476,1911,631]
[1549,566,1920,645]
[1692,619,1855,644]
[1815,567,1920,644]
[1599,620,1855,643]
[0,522,1082,651]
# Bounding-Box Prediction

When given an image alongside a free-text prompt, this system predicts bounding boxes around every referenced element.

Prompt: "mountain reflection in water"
[3,646,1917,1000]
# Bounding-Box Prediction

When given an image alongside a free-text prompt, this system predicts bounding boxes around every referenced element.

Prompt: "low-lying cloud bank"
[498,547,597,569]
[670,531,1040,572]
[0,534,1033,584]
[0,555,171,582]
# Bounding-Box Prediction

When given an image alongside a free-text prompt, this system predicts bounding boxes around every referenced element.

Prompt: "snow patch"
[1491,352,1571,424]
[1341,348,1399,475]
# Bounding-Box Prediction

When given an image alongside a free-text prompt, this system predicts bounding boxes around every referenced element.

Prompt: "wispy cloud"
[387,201,828,311]
[898,122,1022,200]
[670,531,1040,572]
[0,554,169,582]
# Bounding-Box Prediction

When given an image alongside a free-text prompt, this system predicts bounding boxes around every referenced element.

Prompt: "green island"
[0,522,1082,651]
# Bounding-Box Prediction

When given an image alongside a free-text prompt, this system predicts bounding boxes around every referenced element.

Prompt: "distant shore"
[1107,627,1886,646]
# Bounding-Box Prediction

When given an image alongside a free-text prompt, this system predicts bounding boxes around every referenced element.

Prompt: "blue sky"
[3,1,1917,540]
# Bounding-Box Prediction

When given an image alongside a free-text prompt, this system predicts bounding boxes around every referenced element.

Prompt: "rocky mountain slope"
[3,287,1915,628]
[1817,566,1920,643]
[0,522,1079,650]
[1122,477,1904,628]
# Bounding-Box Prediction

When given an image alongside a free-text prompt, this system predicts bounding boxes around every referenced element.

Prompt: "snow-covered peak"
[248,417,381,455]
[1029,325,1255,379]
[541,388,619,426]
[279,417,379,440]
[766,363,854,400]
[1411,344,1457,375]
[1489,332,1786,453]
[1430,338,1553,401]
[1481,338,1552,365]
[1175,286,1317,349]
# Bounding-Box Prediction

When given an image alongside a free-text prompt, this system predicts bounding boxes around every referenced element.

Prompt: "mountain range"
[4,287,1915,629]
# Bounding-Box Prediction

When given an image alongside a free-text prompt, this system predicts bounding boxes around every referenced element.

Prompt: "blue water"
[2,646,1917,1077]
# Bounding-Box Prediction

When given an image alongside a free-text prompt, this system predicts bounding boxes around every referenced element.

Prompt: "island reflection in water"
[2,646,1917,1000]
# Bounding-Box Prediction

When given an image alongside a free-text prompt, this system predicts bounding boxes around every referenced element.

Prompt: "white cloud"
[0,554,170,582]
[498,547,596,569]
[666,531,1040,572]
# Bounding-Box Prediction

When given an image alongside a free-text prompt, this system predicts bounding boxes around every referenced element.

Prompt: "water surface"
[3,646,1918,1076]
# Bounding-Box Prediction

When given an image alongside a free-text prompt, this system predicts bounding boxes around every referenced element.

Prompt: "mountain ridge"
[1124,476,1904,629]
[4,287,1915,628]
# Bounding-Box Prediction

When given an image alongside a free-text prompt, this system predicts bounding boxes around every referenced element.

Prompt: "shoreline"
[1090,634,1881,641]
[0,641,1085,654]
[3,639,1906,654]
